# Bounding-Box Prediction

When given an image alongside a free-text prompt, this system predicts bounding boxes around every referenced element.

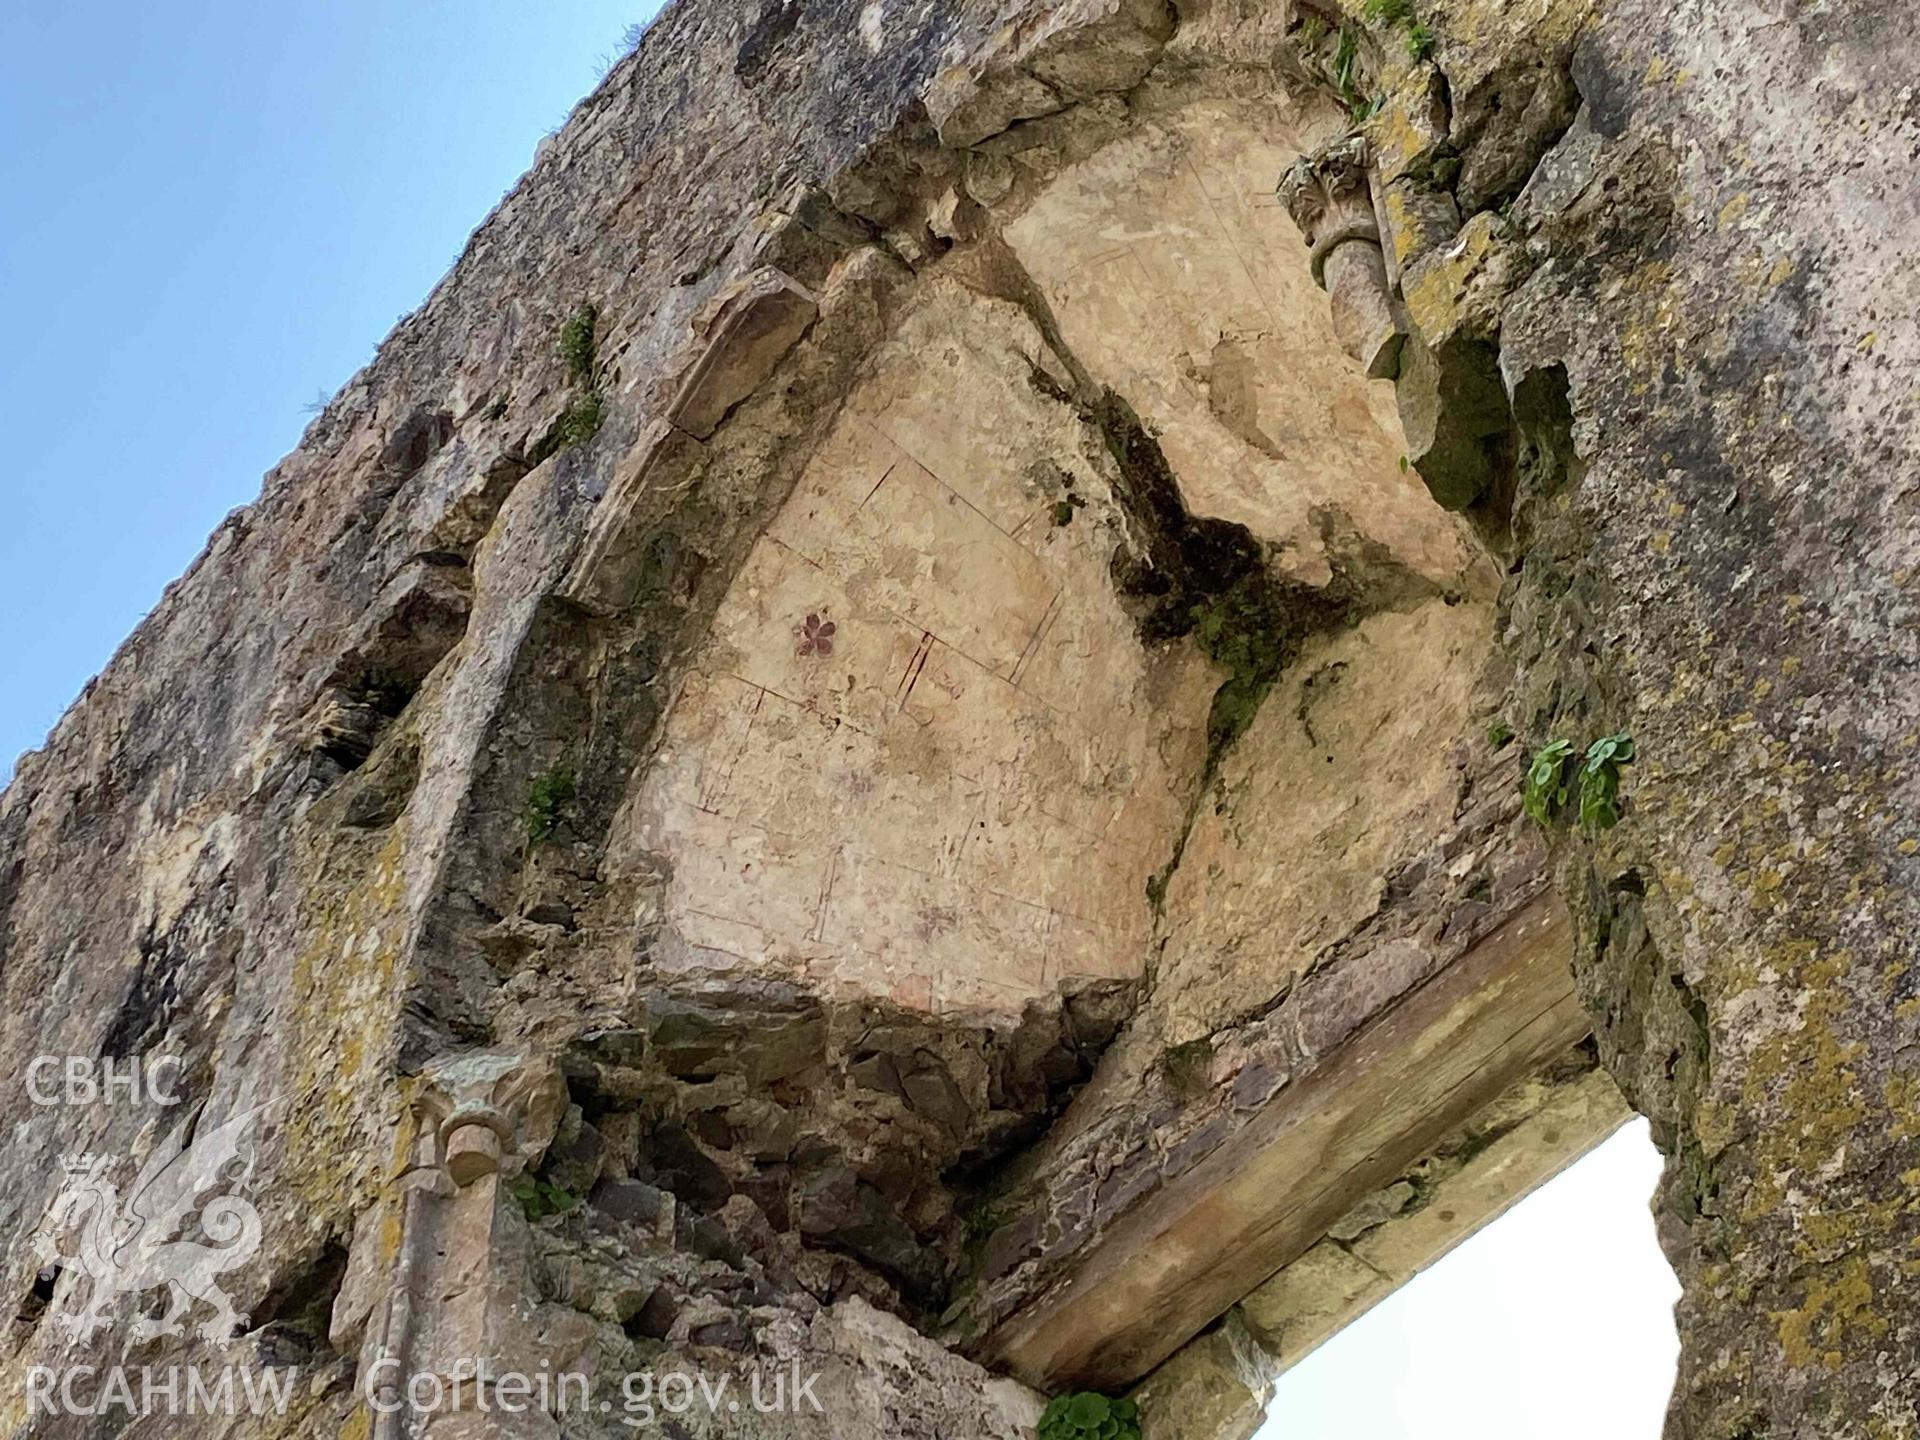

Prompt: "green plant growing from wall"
[1576,731,1635,832]
[1038,1392,1140,1440]
[1163,1037,1214,1097]
[522,764,578,845]
[527,394,607,465]
[1189,577,1293,763]
[1523,732,1634,834]
[960,1199,1009,1246]
[1361,0,1435,60]
[527,301,606,464]
[1287,9,1398,121]
[559,302,598,385]
[1522,738,1575,825]
[1330,22,1382,120]
[510,1174,579,1220]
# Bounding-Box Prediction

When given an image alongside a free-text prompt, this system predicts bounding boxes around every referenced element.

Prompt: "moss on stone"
[559,301,598,385]
[527,392,606,465]
[1163,1037,1214,1097]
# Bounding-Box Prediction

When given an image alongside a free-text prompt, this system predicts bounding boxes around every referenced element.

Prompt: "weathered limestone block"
[1370,65,1452,189]
[1400,211,1524,353]
[1130,1313,1272,1440]
[1022,0,1177,104]
[1236,1239,1391,1369]
[557,420,702,616]
[1374,173,1462,283]
[1393,328,1513,517]
[923,0,1174,149]
[665,268,819,439]
[1368,65,1460,282]
[1347,1064,1627,1281]
[925,61,1066,149]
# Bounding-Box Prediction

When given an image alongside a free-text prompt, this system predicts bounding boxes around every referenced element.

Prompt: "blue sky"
[0,1,658,777]
[0,6,1677,1430]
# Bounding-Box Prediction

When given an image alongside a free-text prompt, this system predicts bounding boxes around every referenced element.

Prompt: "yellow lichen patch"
[1800,1195,1901,1256]
[1770,1255,1886,1370]
[1368,75,1444,185]
[1402,212,1503,342]
[1694,1096,1736,1155]
[281,823,414,1217]
[1718,193,1751,229]
[1616,260,1681,391]
[1888,1072,1920,1143]
[1381,183,1455,269]
[1740,948,1870,1218]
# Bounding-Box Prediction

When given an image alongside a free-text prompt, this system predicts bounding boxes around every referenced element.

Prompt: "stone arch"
[501,7,1623,1428]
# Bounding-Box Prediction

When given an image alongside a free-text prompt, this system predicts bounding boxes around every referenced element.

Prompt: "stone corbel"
[1279,135,1406,381]
[664,266,818,440]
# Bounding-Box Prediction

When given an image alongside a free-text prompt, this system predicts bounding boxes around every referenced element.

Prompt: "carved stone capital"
[1280,135,1376,261]
[413,1050,565,1187]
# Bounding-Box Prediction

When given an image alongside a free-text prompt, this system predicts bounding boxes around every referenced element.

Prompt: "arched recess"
[487,1,1627,1424]
[561,8,1618,1401]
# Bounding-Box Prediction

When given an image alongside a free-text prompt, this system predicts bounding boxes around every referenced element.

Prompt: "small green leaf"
[1068,1393,1110,1429]
[1041,1391,1136,1440]
[1523,739,1577,826]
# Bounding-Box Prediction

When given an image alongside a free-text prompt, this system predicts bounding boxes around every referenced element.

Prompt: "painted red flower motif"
[795,612,836,658]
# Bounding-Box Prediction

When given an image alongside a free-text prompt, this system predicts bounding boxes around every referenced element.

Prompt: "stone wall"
[1261,0,1920,1434]
[2,0,1916,1437]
